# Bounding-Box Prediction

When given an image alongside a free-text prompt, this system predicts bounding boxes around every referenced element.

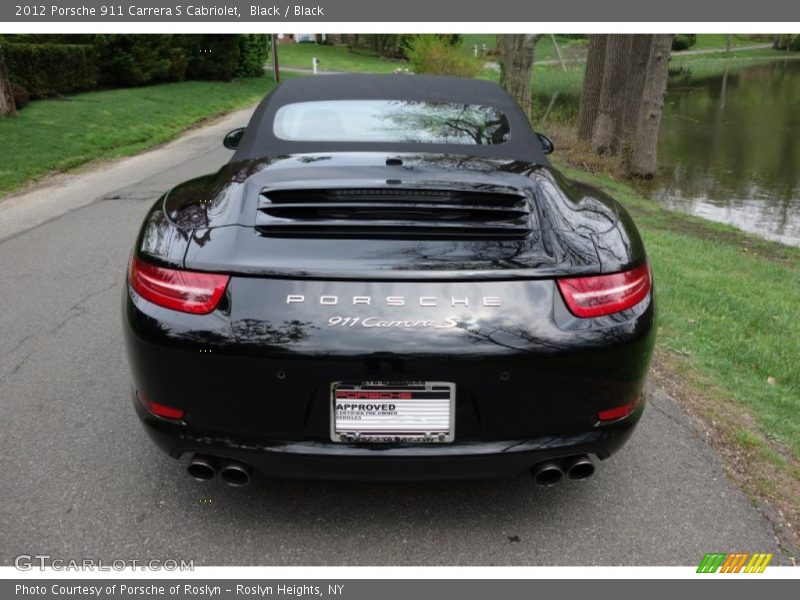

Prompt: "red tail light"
[557,263,652,318]
[598,400,639,422]
[128,257,229,315]
[138,392,185,421]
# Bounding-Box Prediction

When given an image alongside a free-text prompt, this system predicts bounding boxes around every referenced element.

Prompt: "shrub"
[347,35,461,60]
[2,42,97,98]
[96,35,243,85]
[185,35,239,81]
[94,35,186,86]
[672,34,697,51]
[236,34,270,77]
[10,82,29,109]
[398,34,460,60]
[1,34,259,104]
[406,36,483,78]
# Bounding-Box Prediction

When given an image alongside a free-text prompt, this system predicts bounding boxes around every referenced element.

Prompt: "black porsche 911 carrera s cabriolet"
[123,74,655,486]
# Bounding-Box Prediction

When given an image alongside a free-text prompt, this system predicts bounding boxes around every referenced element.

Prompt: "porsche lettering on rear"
[287,295,502,307]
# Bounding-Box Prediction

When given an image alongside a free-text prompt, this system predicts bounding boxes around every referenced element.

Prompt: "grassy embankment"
[555,164,800,538]
[0,76,287,196]
[559,166,800,459]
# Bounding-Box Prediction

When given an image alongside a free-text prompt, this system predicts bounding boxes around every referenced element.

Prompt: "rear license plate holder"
[330,381,455,444]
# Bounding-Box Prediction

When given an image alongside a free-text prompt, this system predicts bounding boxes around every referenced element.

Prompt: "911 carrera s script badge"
[331,381,455,444]
[327,316,459,329]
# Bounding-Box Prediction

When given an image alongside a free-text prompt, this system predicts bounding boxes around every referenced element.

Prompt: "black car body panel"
[124,75,655,481]
[154,153,638,279]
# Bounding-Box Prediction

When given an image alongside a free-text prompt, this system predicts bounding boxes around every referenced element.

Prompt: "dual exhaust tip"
[187,454,251,487]
[530,455,595,487]
[188,453,593,488]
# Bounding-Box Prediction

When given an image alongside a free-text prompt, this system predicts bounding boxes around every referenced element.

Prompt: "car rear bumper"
[134,389,645,481]
[124,276,655,480]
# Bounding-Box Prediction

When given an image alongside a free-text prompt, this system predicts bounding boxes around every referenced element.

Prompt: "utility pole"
[551,35,567,71]
[271,34,280,83]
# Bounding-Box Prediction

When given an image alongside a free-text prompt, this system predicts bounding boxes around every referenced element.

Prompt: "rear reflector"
[597,400,639,422]
[128,257,229,315]
[557,263,652,318]
[138,393,185,421]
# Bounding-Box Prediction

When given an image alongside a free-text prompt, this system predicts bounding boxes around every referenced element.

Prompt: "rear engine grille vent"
[255,187,533,239]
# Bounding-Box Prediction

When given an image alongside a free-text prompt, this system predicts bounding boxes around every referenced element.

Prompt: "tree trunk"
[577,35,607,141]
[621,35,653,145]
[497,34,542,117]
[591,35,632,154]
[0,47,17,118]
[387,35,400,58]
[628,35,673,177]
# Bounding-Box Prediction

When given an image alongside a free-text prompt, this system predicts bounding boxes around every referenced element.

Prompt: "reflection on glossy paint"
[151,152,641,278]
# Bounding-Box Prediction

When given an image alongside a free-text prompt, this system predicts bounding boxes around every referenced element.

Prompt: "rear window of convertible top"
[273,100,511,145]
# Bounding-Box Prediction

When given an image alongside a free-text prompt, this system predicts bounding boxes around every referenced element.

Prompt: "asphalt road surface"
[0,106,793,566]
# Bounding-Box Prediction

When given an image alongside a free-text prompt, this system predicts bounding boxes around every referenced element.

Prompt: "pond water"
[644,59,800,246]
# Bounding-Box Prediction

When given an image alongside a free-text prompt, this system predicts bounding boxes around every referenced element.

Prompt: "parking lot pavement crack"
[0,349,36,384]
[0,333,35,362]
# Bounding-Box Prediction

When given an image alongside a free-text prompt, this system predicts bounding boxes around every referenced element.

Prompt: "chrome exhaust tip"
[187,454,217,481]
[566,455,595,480]
[530,461,564,487]
[219,461,252,487]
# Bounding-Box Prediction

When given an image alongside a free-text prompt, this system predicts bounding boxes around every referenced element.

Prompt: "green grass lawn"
[556,164,800,460]
[689,34,772,51]
[668,49,800,78]
[275,42,403,72]
[0,76,286,196]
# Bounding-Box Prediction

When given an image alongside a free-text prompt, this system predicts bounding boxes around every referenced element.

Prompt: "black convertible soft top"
[232,74,549,165]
